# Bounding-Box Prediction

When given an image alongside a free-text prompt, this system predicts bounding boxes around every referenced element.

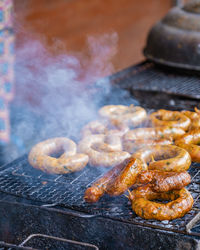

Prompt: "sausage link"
[137,170,191,192]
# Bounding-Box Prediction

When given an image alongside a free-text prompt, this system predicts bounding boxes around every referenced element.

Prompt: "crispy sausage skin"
[28,138,89,174]
[175,129,200,162]
[136,170,191,192]
[84,158,132,203]
[132,145,191,172]
[105,158,143,196]
[150,110,191,131]
[181,110,200,130]
[129,185,193,220]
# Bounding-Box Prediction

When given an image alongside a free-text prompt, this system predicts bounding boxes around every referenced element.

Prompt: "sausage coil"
[28,137,89,174]
[81,120,128,138]
[181,109,200,130]
[175,129,200,162]
[132,145,191,172]
[78,134,130,167]
[136,170,191,192]
[150,110,191,131]
[99,104,147,127]
[129,185,193,220]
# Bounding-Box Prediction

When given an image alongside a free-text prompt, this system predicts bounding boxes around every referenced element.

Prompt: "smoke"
[2,32,132,161]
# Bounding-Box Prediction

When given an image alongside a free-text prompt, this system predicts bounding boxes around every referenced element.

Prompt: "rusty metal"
[144,0,200,71]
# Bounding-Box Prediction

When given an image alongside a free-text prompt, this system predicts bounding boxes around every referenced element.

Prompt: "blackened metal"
[0,154,199,238]
[0,241,34,249]
[0,200,199,250]
[109,62,200,101]
[144,0,200,71]
[19,234,98,250]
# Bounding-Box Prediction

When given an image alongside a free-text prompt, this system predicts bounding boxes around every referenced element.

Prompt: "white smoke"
[8,32,129,161]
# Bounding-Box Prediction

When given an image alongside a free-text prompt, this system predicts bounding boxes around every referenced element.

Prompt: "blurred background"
[0,0,190,164]
[14,0,172,72]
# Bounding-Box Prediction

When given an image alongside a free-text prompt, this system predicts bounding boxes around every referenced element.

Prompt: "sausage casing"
[130,185,193,220]
[136,170,191,192]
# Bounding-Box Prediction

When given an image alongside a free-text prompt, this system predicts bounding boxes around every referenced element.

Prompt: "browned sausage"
[181,109,200,130]
[132,145,191,172]
[84,158,132,203]
[136,170,191,192]
[105,158,143,196]
[150,110,191,131]
[175,129,200,162]
[129,185,193,220]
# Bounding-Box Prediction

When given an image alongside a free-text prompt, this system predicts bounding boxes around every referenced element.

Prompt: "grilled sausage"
[123,138,172,154]
[129,185,193,220]
[84,158,132,203]
[181,109,200,131]
[132,145,191,172]
[78,134,130,167]
[28,137,89,174]
[123,127,185,141]
[136,170,191,192]
[150,110,191,131]
[81,120,129,138]
[99,104,147,127]
[175,129,200,162]
[106,158,143,196]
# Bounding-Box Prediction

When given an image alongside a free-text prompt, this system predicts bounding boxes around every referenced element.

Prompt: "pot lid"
[144,0,200,71]
[183,0,200,14]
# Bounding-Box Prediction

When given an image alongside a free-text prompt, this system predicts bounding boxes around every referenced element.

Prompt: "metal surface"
[0,154,199,237]
[144,0,200,71]
[0,61,200,249]
[110,62,200,101]
[20,234,99,250]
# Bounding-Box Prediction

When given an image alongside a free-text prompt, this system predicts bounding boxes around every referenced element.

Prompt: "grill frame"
[0,154,199,238]
[1,61,200,249]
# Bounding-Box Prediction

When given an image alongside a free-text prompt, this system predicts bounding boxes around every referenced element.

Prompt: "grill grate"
[0,155,199,236]
[111,62,200,99]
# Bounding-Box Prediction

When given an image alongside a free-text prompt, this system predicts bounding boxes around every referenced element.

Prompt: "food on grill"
[132,145,191,172]
[81,120,128,138]
[105,158,143,196]
[129,185,193,220]
[123,139,172,154]
[175,129,200,162]
[123,126,185,141]
[28,137,89,174]
[78,134,130,167]
[84,158,131,203]
[136,170,191,192]
[99,104,147,127]
[122,127,182,153]
[150,110,191,131]
[181,108,200,131]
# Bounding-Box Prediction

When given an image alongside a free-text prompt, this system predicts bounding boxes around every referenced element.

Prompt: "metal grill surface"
[0,155,199,236]
[111,62,200,99]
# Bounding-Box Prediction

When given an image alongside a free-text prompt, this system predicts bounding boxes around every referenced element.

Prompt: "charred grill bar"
[0,61,199,249]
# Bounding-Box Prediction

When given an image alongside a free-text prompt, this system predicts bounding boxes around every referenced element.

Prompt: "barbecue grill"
[0,61,200,249]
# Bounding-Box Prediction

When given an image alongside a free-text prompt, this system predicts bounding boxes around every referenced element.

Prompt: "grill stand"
[0,199,199,250]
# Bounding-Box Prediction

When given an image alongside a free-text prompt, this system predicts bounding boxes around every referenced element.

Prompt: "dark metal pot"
[144,0,200,71]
